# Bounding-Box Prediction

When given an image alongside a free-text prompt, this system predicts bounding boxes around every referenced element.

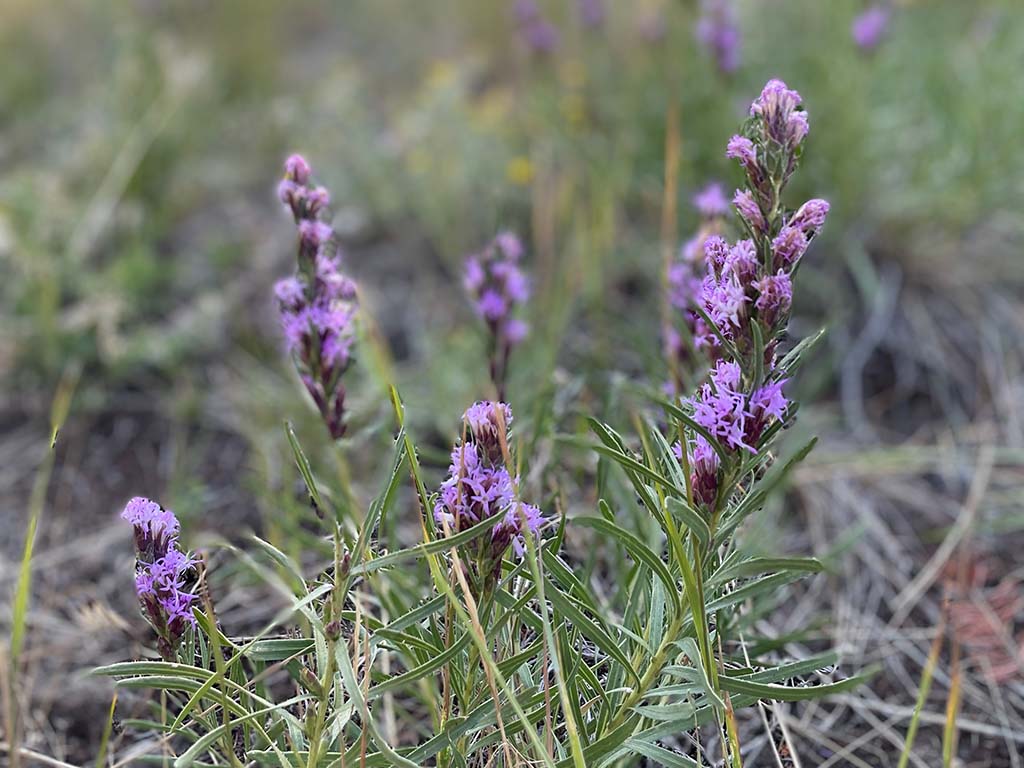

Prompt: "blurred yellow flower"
[408,148,431,175]
[506,156,534,186]
[426,60,457,91]
[474,86,514,129]
[561,93,587,132]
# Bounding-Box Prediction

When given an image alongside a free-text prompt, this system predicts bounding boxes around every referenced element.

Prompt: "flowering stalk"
[121,496,199,660]
[681,78,828,519]
[463,233,531,402]
[275,154,358,440]
[433,401,545,601]
[665,182,730,395]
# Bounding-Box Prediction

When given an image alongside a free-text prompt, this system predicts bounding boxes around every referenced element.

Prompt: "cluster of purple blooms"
[677,79,829,506]
[275,154,358,440]
[121,496,198,659]
[852,4,890,51]
[696,0,741,74]
[664,182,729,393]
[434,401,545,593]
[464,232,530,400]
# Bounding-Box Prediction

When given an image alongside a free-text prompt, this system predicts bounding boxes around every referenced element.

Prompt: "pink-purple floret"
[434,402,545,562]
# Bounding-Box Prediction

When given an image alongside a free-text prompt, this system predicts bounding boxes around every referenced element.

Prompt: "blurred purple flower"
[693,182,730,219]
[852,5,889,51]
[464,232,531,399]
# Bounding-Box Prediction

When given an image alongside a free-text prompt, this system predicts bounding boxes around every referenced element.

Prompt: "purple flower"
[121,496,180,561]
[726,135,757,171]
[434,403,546,591]
[478,289,508,322]
[852,5,889,51]
[464,400,513,465]
[672,436,720,507]
[746,379,789,445]
[703,235,731,273]
[668,260,702,311]
[687,361,789,454]
[789,199,830,236]
[733,189,764,233]
[285,154,311,185]
[277,179,302,208]
[502,502,545,557]
[723,239,758,287]
[505,319,529,344]
[299,219,332,250]
[750,79,808,148]
[688,362,754,453]
[771,226,808,270]
[700,272,749,333]
[495,231,524,261]
[274,277,305,308]
[693,182,730,219]
[696,0,741,74]
[307,186,330,216]
[753,271,792,327]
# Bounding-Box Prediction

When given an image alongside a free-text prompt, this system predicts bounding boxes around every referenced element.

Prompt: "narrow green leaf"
[572,516,680,613]
[665,497,710,550]
[545,573,641,686]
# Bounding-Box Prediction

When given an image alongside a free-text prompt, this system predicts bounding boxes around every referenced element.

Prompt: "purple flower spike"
[434,402,546,595]
[122,496,199,659]
[464,232,532,400]
[275,154,358,440]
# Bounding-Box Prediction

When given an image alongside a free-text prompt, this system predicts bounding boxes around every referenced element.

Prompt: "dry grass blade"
[6,366,78,768]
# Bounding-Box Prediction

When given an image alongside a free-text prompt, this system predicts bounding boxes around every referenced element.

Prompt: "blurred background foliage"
[2,0,1024,762]
[3,0,1021,406]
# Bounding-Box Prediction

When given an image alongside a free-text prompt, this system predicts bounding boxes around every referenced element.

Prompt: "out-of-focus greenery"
[2,0,1021,401]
